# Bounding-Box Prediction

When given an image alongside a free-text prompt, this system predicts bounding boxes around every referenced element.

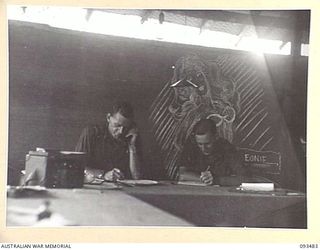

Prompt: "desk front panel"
[7,183,306,228]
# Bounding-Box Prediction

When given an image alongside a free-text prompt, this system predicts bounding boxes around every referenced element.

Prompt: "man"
[75,101,142,183]
[178,118,243,186]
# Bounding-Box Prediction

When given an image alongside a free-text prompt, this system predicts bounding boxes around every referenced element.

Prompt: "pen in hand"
[201,165,212,176]
[200,165,211,178]
[200,165,214,185]
[205,165,212,172]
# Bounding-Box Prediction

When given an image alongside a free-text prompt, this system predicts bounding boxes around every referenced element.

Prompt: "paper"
[117,179,158,186]
[177,181,207,186]
[239,182,274,191]
[83,182,121,190]
[60,151,86,155]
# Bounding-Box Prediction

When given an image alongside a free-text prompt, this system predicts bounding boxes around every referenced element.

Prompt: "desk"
[7,183,306,228]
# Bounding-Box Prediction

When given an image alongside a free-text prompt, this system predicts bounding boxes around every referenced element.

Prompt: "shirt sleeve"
[213,142,244,186]
[178,137,196,171]
[223,144,244,177]
[75,125,100,169]
[75,126,95,153]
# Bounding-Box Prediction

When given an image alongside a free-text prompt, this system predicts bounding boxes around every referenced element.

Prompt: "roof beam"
[167,10,307,32]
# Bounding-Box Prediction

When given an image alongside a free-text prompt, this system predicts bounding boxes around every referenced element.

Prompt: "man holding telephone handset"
[75,101,142,183]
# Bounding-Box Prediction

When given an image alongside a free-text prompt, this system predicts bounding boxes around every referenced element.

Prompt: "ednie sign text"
[239,148,281,174]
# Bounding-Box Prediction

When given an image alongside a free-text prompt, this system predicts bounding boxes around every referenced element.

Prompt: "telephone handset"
[124,122,138,145]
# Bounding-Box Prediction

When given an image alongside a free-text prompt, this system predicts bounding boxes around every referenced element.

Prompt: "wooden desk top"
[6,183,306,227]
[7,186,193,226]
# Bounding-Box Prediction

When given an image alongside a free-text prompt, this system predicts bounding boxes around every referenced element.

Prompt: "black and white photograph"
[5,5,310,232]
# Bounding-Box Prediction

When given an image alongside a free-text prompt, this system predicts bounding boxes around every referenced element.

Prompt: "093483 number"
[300,244,319,248]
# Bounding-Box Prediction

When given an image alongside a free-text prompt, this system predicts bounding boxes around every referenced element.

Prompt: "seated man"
[75,101,142,183]
[178,118,243,186]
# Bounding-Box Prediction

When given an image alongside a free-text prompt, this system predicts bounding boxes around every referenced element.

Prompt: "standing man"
[178,118,243,186]
[75,101,142,182]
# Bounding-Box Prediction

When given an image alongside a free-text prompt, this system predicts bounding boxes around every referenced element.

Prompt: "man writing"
[75,101,142,183]
[178,118,243,186]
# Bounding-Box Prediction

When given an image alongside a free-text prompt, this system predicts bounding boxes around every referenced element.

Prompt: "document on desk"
[177,181,207,186]
[117,179,159,186]
[83,182,121,190]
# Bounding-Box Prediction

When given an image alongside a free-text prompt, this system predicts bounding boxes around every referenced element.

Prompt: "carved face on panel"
[174,86,196,103]
[170,54,210,104]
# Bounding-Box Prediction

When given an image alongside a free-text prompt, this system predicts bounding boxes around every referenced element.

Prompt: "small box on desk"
[24,148,87,188]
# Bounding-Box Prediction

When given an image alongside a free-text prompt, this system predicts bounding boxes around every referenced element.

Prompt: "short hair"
[111,101,134,120]
[193,118,217,136]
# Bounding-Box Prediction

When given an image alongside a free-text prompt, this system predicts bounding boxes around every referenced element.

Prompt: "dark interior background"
[7,20,307,190]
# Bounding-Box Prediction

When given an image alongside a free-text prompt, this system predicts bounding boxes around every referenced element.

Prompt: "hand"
[84,168,104,184]
[126,127,138,149]
[200,171,213,185]
[104,168,124,182]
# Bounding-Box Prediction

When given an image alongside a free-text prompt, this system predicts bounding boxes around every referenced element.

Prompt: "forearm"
[128,146,141,179]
